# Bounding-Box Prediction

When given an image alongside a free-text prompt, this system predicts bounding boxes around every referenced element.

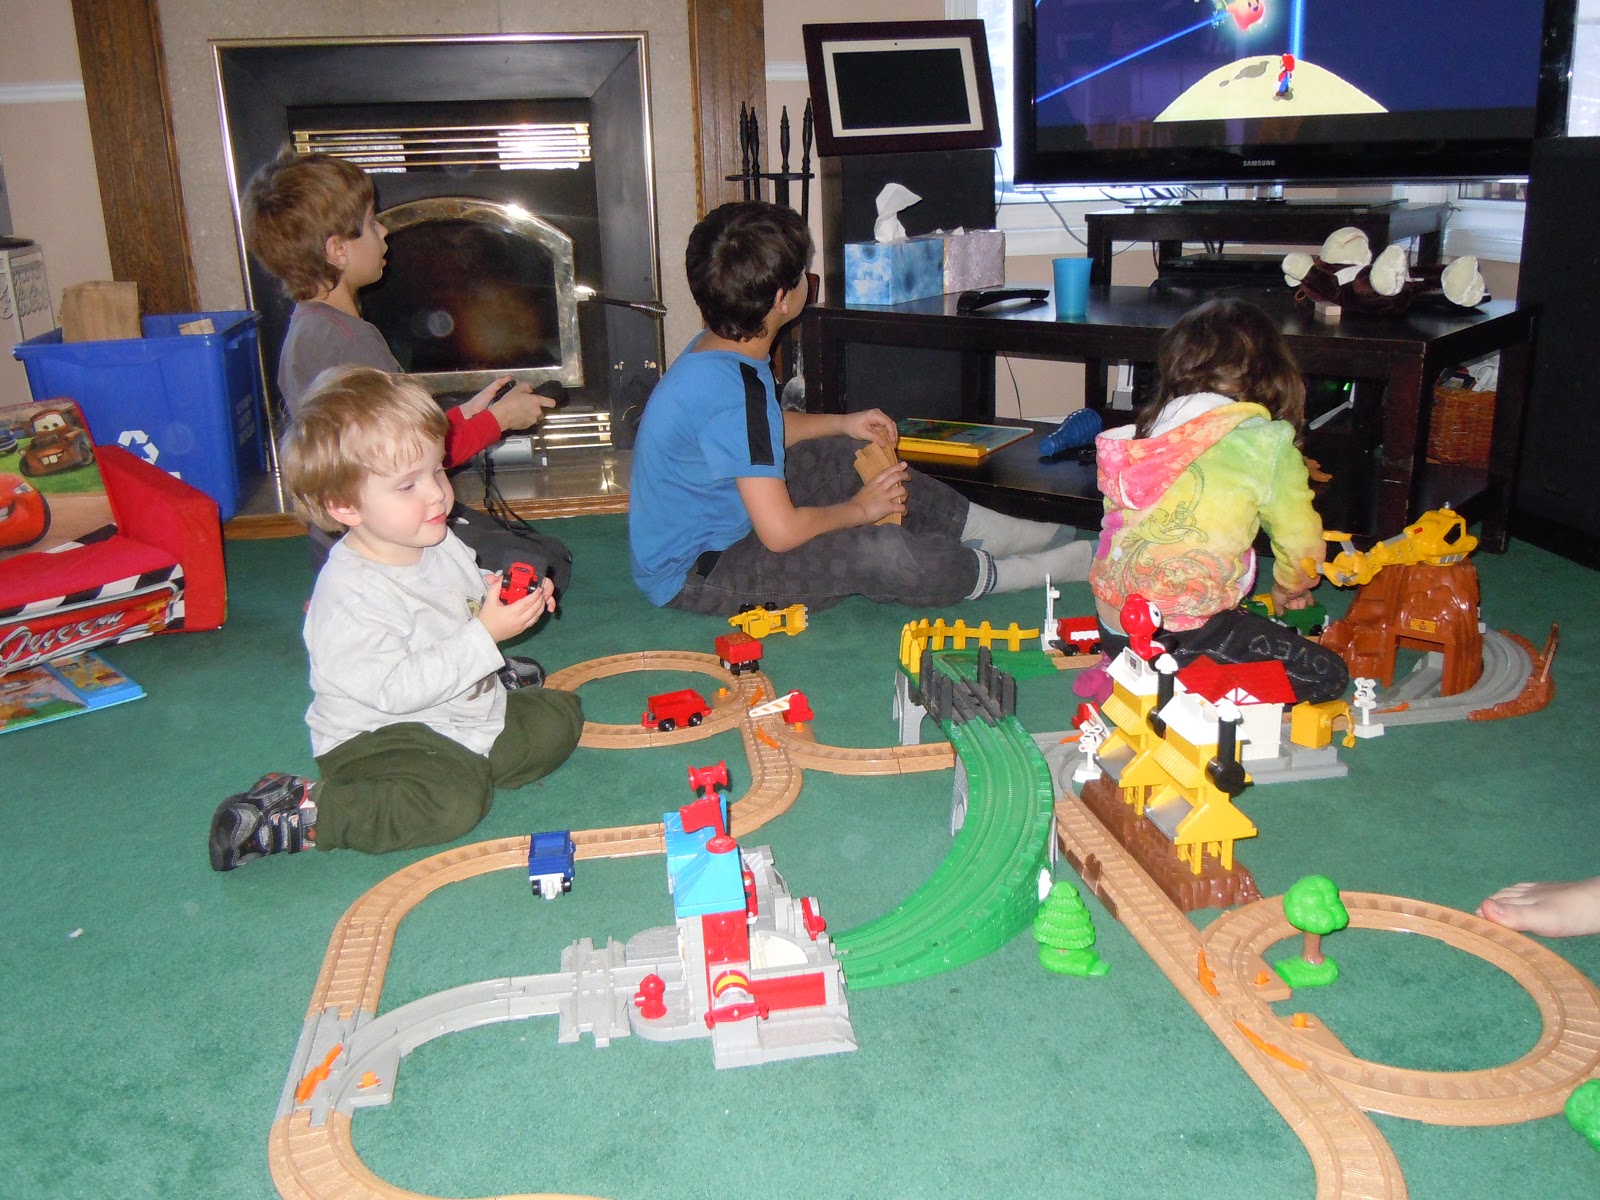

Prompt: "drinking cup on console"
[1052,256,1092,318]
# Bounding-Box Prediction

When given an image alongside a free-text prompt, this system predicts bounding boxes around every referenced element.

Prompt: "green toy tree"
[1033,881,1109,978]
[1274,874,1350,989]
[1567,1079,1600,1153]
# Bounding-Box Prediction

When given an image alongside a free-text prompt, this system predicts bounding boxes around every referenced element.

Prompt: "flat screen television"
[1014,0,1576,188]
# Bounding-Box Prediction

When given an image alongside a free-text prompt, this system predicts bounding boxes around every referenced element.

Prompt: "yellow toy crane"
[728,603,809,639]
[1319,507,1479,588]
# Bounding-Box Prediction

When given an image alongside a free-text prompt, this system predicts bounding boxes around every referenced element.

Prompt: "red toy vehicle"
[499,561,538,603]
[714,631,763,676]
[642,688,711,732]
[1054,616,1102,657]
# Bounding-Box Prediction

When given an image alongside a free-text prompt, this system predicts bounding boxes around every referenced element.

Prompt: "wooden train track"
[1056,786,1600,1200]
[1201,892,1600,1125]
[271,650,1599,1200]
[271,651,949,1200]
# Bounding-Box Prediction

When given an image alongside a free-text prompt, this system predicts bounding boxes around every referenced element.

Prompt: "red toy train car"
[714,631,763,676]
[1054,616,1102,657]
[642,688,711,732]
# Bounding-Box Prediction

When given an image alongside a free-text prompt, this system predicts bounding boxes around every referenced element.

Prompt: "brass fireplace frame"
[70,0,768,320]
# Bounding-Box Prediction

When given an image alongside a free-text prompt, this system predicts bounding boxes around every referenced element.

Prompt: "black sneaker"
[498,655,545,690]
[209,773,317,872]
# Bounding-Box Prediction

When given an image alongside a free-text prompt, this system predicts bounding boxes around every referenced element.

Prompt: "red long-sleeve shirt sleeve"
[444,406,502,468]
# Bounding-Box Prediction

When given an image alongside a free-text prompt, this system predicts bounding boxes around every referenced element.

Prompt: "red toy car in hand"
[500,562,538,604]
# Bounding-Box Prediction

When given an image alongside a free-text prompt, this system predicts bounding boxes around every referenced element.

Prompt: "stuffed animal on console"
[1282,226,1486,315]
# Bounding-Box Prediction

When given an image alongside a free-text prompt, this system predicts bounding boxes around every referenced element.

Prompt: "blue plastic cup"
[1052,256,1092,317]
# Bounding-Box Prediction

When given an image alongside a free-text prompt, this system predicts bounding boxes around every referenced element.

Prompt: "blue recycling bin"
[13,310,265,520]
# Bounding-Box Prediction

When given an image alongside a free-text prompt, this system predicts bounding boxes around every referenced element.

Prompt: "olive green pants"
[312,687,584,855]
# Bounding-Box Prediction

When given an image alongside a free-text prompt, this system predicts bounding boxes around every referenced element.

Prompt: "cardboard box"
[844,230,1006,305]
[61,280,141,342]
[0,239,55,348]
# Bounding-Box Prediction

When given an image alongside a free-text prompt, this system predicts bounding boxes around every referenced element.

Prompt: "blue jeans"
[668,436,976,614]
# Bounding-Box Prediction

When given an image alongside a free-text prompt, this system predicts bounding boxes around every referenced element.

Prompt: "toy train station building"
[623,789,856,1069]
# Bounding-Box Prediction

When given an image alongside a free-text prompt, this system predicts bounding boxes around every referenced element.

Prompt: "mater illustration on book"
[895,418,1032,463]
[0,651,144,736]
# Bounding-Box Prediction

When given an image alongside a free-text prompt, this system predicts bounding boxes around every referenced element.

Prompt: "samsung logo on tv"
[1242,159,1277,167]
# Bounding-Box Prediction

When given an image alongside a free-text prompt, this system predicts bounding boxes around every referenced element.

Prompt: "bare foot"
[1477,876,1600,938]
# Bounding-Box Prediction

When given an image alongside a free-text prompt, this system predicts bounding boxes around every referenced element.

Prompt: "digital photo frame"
[802,20,1000,157]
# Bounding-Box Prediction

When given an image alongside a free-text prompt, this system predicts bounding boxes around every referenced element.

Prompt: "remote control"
[955,287,1050,314]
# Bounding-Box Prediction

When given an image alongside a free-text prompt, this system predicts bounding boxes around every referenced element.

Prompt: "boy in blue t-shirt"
[629,201,1090,613]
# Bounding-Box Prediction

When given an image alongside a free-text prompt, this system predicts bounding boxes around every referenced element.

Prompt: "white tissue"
[873,183,921,244]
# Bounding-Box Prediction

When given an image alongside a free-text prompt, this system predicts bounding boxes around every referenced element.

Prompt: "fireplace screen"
[217,34,661,460]
[361,197,582,396]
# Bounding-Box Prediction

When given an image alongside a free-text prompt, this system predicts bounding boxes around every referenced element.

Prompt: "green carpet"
[4,516,1599,1199]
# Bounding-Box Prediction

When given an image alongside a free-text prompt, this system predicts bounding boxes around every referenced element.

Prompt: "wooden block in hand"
[60,281,141,342]
[853,440,903,526]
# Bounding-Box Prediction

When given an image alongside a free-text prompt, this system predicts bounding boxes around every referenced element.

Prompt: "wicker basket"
[1428,384,1496,467]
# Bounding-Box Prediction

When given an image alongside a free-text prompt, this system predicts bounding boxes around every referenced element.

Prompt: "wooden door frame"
[71,0,767,314]
[70,0,199,315]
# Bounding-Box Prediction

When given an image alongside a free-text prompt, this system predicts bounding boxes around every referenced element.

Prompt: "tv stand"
[1085,201,1449,285]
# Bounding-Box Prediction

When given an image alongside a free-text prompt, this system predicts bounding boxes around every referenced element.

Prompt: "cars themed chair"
[0,398,225,674]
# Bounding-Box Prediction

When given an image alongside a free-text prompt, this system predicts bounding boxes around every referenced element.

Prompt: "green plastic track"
[833,656,1056,989]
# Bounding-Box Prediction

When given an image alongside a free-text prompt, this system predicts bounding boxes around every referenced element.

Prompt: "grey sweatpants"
[668,436,976,615]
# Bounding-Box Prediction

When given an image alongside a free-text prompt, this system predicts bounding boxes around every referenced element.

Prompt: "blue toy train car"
[529,830,576,899]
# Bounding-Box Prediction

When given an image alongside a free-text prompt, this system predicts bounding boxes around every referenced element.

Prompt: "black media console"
[800,285,1532,552]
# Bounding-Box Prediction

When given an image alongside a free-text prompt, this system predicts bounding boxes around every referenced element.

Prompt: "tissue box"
[843,230,1006,305]
[940,229,1005,294]
[844,236,947,305]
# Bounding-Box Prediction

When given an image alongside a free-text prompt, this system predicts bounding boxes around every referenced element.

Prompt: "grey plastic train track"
[1369,628,1531,726]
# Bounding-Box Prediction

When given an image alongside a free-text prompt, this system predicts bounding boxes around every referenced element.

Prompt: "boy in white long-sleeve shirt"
[208,367,583,871]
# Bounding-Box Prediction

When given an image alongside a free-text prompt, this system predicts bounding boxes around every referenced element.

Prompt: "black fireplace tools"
[727,99,814,220]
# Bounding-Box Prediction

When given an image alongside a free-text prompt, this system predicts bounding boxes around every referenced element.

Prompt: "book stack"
[0,651,144,736]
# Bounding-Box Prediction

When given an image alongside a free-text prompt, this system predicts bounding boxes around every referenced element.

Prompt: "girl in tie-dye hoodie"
[1087,298,1348,703]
